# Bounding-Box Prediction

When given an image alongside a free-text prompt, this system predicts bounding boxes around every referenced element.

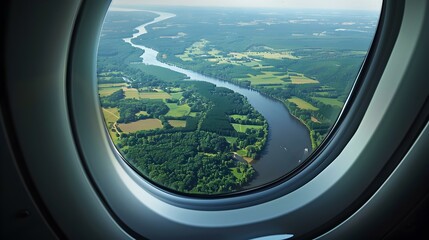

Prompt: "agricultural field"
[166,103,191,117]
[139,91,171,99]
[117,119,163,133]
[123,87,140,99]
[246,71,288,85]
[288,97,319,111]
[288,72,319,84]
[102,107,120,124]
[101,107,120,143]
[98,83,127,97]
[312,97,344,107]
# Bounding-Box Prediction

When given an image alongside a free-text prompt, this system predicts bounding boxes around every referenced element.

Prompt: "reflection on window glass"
[97,0,382,194]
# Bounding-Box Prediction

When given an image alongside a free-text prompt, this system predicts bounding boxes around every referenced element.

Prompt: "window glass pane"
[98,0,382,195]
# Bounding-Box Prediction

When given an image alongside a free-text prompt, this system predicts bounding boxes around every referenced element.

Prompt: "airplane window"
[97,0,382,195]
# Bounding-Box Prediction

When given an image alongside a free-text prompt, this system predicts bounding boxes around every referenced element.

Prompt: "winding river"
[123,10,311,187]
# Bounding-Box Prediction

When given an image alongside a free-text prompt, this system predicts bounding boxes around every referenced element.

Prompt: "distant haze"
[111,0,382,11]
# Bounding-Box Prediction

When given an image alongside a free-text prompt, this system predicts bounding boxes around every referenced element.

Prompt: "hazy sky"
[111,0,383,11]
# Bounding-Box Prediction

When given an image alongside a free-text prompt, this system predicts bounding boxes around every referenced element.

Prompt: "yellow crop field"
[288,97,319,110]
[117,119,163,133]
[139,92,171,99]
[102,108,120,124]
[289,72,319,84]
[123,87,139,99]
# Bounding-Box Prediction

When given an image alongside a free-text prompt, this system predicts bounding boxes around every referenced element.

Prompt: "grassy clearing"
[288,97,319,110]
[189,112,199,117]
[225,136,238,144]
[199,152,217,157]
[171,92,183,99]
[230,167,246,181]
[117,119,162,133]
[139,91,171,99]
[166,103,191,117]
[168,120,186,128]
[312,97,344,107]
[232,123,264,133]
[311,116,321,123]
[136,110,149,117]
[236,149,247,156]
[230,114,248,120]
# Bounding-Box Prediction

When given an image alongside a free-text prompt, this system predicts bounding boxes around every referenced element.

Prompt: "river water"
[123,10,311,187]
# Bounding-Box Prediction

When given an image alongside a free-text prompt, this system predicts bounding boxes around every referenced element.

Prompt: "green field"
[246,71,288,85]
[166,103,191,117]
[312,97,344,107]
[225,136,238,144]
[232,123,264,133]
[168,120,187,128]
[123,87,139,99]
[230,167,246,181]
[288,97,319,110]
[98,83,127,97]
[117,119,163,133]
[236,149,247,156]
[102,107,120,124]
[170,92,184,100]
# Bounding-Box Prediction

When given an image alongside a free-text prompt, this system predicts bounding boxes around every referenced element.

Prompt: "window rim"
[65,0,424,238]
